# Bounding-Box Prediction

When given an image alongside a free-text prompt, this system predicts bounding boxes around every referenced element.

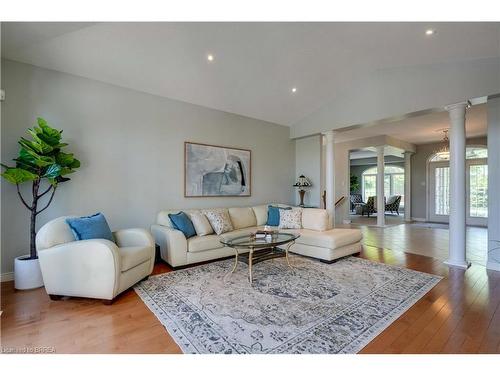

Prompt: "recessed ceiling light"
[207,54,214,62]
[291,87,297,93]
[425,29,435,36]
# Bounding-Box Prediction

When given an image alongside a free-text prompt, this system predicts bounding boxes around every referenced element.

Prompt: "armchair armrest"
[38,239,121,300]
[151,224,188,267]
[113,228,155,248]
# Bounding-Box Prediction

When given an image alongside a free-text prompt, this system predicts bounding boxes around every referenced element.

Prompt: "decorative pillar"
[404,151,413,222]
[487,96,500,271]
[322,131,335,228]
[444,102,470,269]
[376,145,385,227]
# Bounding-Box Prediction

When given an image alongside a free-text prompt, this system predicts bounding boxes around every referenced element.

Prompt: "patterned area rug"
[135,256,442,354]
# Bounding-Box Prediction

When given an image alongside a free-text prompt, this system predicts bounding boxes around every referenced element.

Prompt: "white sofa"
[36,216,155,303]
[151,205,362,268]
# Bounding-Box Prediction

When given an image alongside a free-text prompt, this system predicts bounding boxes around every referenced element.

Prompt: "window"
[469,164,488,218]
[434,166,450,215]
[429,147,488,162]
[361,165,405,206]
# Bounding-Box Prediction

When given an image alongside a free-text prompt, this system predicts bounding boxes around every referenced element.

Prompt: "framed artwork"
[184,142,251,197]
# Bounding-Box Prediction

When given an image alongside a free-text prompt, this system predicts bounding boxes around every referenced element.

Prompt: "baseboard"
[1,272,14,282]
[411,217,427,222]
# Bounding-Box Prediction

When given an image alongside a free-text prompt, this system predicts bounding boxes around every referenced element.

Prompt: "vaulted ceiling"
[2,22,499,129]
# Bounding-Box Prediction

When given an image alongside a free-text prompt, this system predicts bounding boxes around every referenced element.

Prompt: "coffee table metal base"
[227,241,295,283]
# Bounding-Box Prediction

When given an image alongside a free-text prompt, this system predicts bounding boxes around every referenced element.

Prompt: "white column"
[322,131,335,228]
[376,146,385,227]
[404,151,413,222]
[487,96,500,271]
[444,102,470,269]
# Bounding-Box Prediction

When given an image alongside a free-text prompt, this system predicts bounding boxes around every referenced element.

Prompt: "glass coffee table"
[220,232,299,283]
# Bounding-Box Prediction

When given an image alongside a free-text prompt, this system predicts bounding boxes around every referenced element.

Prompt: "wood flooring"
[1,224,499,354]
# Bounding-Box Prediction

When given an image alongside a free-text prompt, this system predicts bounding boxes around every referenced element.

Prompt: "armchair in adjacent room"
[349,193,364,212]
[361,196,377,217]
[385,195,402,215]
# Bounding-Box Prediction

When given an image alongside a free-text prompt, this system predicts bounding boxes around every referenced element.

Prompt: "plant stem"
[30,179,40,259]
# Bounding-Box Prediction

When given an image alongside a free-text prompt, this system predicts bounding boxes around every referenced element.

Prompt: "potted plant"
[1,118,80,289]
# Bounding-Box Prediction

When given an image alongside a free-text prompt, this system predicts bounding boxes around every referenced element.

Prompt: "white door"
[467,158,488,226]
[429,161,450,223]
[428,159,488,226]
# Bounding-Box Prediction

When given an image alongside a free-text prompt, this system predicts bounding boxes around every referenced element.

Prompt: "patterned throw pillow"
[278,208,303,229]
[202,209,234,235]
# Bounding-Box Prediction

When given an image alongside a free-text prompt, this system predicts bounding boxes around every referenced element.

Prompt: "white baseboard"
[1,272,14,282]
[411,217,427,222]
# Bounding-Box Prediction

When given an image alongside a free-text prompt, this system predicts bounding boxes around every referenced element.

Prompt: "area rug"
[134,256,442,354]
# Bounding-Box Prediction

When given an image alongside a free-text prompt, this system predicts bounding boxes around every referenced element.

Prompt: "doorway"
[427,146,488,226]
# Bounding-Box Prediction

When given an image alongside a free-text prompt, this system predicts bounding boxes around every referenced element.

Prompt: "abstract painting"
[185,142,251,197]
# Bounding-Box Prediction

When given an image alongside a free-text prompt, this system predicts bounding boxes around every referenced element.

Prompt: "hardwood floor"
[1,225,499,354]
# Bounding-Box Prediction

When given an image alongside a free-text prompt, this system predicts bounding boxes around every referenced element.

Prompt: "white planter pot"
[14,255,44,290]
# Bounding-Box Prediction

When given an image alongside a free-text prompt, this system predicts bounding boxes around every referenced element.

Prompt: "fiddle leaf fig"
[0,118,81,259]
[1,168,38,184]
[43,164,62,179]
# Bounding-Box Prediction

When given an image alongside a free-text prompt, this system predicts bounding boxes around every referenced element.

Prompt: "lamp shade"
[293,175,311,188]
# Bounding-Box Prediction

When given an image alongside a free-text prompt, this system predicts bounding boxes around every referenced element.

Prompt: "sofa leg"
[102,298,115,305]
[49,294,64,301]
[141,275,149,282]
[320,259,338,264]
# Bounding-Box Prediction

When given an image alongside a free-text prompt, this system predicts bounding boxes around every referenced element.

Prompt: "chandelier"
[435,129,450,160]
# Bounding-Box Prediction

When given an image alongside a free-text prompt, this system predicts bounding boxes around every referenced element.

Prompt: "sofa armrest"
[151,224,188,267]
[38,239,121,300]
[113,228,155,248]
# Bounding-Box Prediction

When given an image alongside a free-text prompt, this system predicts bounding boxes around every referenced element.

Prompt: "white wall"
[292,57,500,138]
[0,59,295,275]
[294,135,321,207]
[487,96,500,271]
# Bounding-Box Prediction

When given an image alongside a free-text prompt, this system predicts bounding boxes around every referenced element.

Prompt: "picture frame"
[184,142,252,197]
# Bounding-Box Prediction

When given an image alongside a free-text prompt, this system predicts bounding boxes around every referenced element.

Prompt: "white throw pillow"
[202,209,234,235]
[188,211,214,236]
[279,208,303,229]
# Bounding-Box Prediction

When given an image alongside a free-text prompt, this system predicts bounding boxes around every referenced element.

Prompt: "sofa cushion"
[168,211,197,238]
[188,211,214,236]
[203,209,234,235]
[157,209,197,228]
[120,246,152,272]
[267,205,292,226]
[219,227,259,241]
[228,207,257,230]
[287,228,362,249]
[279,208,302,229]
[252,205,268,226]
[66,213,114,242]
[301,208,329,231]
[187,235,224,253]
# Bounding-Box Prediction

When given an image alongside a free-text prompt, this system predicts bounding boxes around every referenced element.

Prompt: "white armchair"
[36,216,155,304]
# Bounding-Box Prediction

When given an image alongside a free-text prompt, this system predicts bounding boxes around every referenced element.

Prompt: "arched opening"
[361,165,405,207]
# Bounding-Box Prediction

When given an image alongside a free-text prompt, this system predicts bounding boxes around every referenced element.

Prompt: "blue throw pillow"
[168,211,197,238]
[66,213,114,242]
[266,205,292,226]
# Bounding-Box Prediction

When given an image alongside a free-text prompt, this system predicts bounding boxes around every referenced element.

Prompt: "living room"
[1,1,500,373]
